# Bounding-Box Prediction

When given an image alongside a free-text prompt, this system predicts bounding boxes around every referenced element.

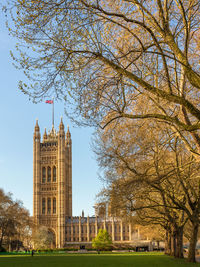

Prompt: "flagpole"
[52,97,54,127]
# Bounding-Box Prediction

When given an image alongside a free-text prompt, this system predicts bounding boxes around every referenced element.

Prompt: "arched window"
[42,198,46,214]
[53,166,56,182]
[53,198,56,214]
[47,166,51,182]
[47,198,51,214]
[42,167,46,183]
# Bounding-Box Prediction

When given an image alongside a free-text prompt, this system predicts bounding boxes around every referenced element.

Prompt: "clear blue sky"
[0,7,102,217]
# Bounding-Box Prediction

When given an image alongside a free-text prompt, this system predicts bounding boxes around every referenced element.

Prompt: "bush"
[0,247,7,252]
[64,248,78,251]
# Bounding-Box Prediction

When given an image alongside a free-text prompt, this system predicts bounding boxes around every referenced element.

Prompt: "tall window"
[42,198,46,214]
[42,167,46,183]
[47,198,51,214]
[53,198,56,214]
[47,166,51,182]
[53,166,56,182]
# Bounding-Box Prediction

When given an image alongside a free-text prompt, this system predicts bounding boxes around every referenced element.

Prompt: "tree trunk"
[168,230,172,255]
[157,241,160,250]
[188,222,199,263]
[165,229,169,254]
[0,232,5,249]
[176,226,184,258]
[165,229,171,255]
[171,229,176,257]
[8,238,11,252]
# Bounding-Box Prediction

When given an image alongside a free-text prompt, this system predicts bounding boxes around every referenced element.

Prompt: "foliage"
[32,226,54,250]
[137,225,165,244]
[0,188,31,251]
[92,229,112,251]
[4,0,200,156]
[94,119,200,261]
[0,246,6,252]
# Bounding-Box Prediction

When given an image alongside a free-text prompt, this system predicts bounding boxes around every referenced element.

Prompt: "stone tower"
[33,118,72,248]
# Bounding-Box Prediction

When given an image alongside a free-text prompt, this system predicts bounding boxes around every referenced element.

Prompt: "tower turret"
[66,125,71,137]
[33,119,41,225]
[34,119,40,138]
[57,117,66,248]
[59,117,64,134]
[65,126,72,146]
[65,125,72,217]
[43,128,47,142]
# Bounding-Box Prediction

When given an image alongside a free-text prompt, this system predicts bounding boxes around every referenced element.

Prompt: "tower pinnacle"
[34,119,40,132]
[43,128,47,141]
[66,125,71,138]
[59,117,64,131]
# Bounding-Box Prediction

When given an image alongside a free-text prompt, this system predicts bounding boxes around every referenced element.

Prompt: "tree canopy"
[94,119,200,261]
[92,229,112,251]
[4,0,200,155]
[0,188,31,251]
[32,226,55,250]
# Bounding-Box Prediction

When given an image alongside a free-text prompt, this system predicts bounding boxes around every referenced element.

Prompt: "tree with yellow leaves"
[4,0,200,156]
[92,229,112,252]
[94,120,200,262]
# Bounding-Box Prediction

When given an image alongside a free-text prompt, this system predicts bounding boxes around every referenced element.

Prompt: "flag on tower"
[45,99,55,126]
[45,100,53,104]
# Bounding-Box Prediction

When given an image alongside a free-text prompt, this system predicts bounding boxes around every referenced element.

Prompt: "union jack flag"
[45,100,53,104]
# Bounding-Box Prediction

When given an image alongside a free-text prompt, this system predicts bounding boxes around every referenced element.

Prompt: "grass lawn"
[0,252,198,267]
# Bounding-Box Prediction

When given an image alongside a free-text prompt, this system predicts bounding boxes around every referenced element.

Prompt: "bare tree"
[5,0,200,155]
[94,121,200,262]
[0,188,31,251]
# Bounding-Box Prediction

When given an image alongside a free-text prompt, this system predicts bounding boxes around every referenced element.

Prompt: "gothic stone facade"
[33,120,141,248]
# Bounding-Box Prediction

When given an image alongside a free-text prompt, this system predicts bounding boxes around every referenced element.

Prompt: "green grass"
[0,253,198,267]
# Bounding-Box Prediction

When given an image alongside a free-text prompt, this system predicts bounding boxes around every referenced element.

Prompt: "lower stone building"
[33,119,149,249]
[65,215,135,246]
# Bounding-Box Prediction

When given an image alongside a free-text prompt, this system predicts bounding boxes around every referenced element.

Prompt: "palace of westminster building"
[33,119,145,249]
